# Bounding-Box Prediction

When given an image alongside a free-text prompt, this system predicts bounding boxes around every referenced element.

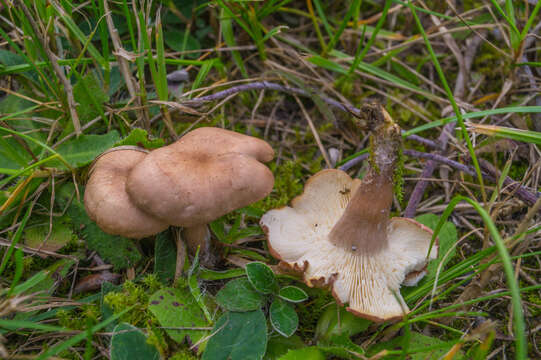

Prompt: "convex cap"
[84,147,169,239]
[126,127,275,227]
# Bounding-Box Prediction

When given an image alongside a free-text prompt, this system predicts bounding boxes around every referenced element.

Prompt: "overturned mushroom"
[126,127,275,267]
[84,147,169,239]
[260,105,437,322]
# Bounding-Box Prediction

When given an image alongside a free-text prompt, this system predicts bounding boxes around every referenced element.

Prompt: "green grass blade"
[0,126,71,170]
[403,106,541,136]
[487,0,520,37]
[348,0,392,74]
[322,0,360,57]
[191,59,219,93]
[312,0,334,38]
[6,270,49,296]
[408,0,485,198]
[50,1,107,69]
[469,123,541,145]
[426,195,526,359]
[521,1,541,40]
[8,249,24,295]
[155,12,169,101]
[219,6,248,78]
[36,307,132,360]
[0,201,34,277]
[0,154,60,188]
[0,319,68,332]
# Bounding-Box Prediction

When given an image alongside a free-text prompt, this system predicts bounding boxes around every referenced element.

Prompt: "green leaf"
[73,72,109,123]
[58,183,141,270]
[315,303,370,342]
[115,128,164,149]
[264,335,305,360]
[24,219,73,253]
[148,287,209,346]
[164,29,201,57]
[0,49,37,82]
[278,286,308,303]
[246,262,277,294]
[54,131,120,168]
[203,310,267,360]
[270,298,298,338]
[317,334,365,359]
[23,258,75,296]
[366,331,463,359]
[216,277,264,312]
[278,347,325,360]
[110,323,160,360]
[153,230,176,284]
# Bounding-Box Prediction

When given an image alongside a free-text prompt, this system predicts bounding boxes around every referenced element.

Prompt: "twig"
[183,81,361,115]
[404,32,484,217]
[340,149,540,208]
[182,81,439,148]
[404,122,454,218]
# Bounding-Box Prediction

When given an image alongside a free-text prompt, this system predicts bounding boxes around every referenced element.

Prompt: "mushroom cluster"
[260,105,438,322]
[85,127,275,269]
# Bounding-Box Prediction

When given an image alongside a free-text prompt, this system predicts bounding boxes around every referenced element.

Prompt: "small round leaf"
[270,298,298,337]
[246,262,277,294]
[278,286,308,303]
[216,277,264,312]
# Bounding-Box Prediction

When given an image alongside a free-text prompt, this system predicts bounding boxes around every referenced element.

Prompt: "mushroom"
[84,147,169,239]
[126,127,275,267]
[260,105,437,322]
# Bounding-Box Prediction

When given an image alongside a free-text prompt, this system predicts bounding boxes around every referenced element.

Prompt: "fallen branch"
[339,149,540,208]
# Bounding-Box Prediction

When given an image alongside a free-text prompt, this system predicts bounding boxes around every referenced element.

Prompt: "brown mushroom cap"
[84,148,169,238]
[126,127,275,227]
[260,169,438,322]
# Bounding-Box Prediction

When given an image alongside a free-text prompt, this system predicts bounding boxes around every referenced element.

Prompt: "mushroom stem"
[182,224,219,268]
[174,228,186,280]
[328,171,393,253]
[329,104,402,254]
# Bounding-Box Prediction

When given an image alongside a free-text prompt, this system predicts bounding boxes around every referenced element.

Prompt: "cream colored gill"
[260,169,360,262]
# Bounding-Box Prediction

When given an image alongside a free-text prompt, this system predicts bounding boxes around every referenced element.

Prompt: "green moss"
[104,276,163,326]
[473,43,511,93]
[253,160,305,212]
[170,349,198,360]
[393,145,405,204]
[527,294,541,317]
[147,326,169,358]
[296,288,334,340]
[57,305,100,331]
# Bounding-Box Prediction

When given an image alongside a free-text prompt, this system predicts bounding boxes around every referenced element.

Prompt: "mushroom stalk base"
[174,228,186,280]
[183,224,219,268]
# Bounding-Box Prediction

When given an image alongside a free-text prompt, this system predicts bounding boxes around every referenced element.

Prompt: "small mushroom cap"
[126,127,275,227]
[84,149,169,239]
[260,169,438,322]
